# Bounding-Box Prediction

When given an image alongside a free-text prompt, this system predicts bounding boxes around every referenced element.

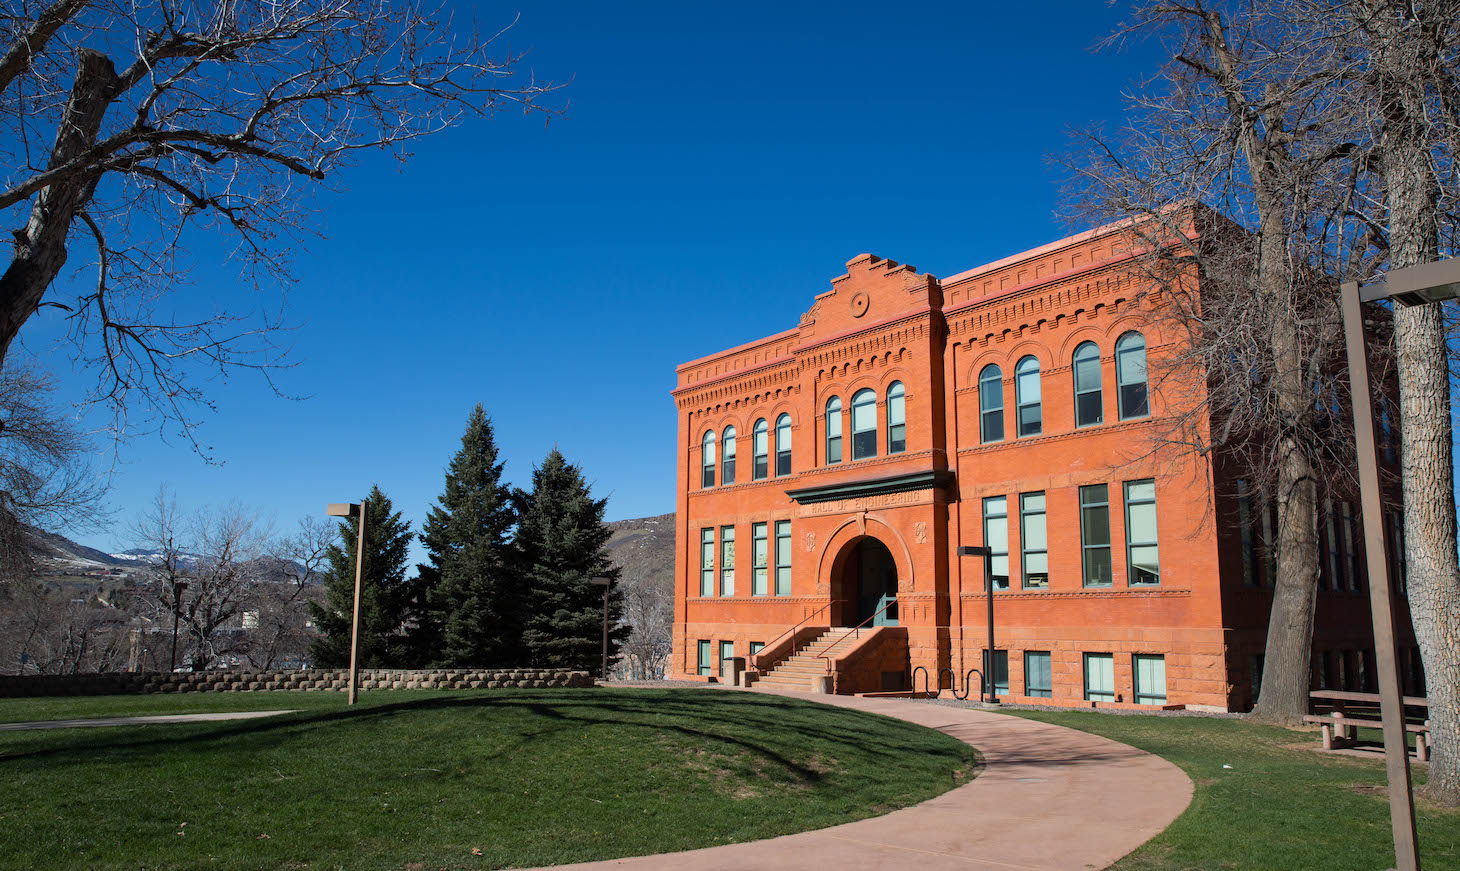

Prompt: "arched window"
[775,414,793,476]
[1015,356,1042,437]
[979,364,1004,443]
[851,388,877,459]
[701,430,716,488]
[752,418,769,480]
[1073,342,1103,427]
[887,382,906,454]
[722,426,737,485]
[825,397,843,464]
[1116,332,1149,419]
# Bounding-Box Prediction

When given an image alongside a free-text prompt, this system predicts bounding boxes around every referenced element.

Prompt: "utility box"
[723,656,745,687]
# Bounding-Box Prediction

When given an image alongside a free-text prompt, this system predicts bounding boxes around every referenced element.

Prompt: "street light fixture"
[956,545,997,704]
[326,501,368,705]
[591,577,612,682]
[1340,256,1460,871]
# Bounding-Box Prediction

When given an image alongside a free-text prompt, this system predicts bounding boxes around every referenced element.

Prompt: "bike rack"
[911,666,931,698]
[939,667,985,702]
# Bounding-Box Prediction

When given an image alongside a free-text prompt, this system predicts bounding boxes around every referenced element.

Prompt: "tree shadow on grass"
[0,690,971,788]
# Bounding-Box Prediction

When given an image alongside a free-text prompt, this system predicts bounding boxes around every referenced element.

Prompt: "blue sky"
[32,2,1173,559]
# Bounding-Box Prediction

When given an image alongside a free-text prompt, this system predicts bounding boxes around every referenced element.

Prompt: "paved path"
[542,687,1193,871]
[0,710,297,731]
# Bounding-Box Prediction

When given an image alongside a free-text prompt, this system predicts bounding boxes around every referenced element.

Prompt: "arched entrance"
[832,537,898,627]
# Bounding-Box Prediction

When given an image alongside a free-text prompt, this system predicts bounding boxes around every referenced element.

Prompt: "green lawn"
[1000,708,1459,871]
[0,689,976,870]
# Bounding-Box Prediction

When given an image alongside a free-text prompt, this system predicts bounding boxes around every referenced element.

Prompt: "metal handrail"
[751,599,843,671]
[817,596,899,675]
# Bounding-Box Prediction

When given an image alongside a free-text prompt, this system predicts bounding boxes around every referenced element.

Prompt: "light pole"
[591,576,612,682]
[956,545,997,704]
[168,580,189,671]
[1340,256,1460,871]
[326,501,368,705]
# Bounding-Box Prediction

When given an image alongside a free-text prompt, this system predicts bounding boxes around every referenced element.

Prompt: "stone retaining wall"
[0,668,595,697]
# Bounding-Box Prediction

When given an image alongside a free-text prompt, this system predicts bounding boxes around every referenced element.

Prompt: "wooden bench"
[1302,711,1431,761]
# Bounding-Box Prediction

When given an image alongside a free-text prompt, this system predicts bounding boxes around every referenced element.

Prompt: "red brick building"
[669,213,1413,711]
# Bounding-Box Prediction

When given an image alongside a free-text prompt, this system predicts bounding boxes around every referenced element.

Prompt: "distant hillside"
[604,513,674,593]
[25,527,131,570]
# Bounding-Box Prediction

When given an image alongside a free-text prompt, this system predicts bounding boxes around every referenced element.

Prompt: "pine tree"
[415,404,521,667]
[515,449,627,670]
[307,486,414,668]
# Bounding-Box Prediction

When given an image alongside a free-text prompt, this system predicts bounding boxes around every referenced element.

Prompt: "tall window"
[774,521,792,595]
[1124,480,1159,585]
[701,430,715,488]
[1134,654,1166,704]
[1116,332,1149,419]
[1025,651,1052,698]
[752,522,769,596]
[851,388,877,459]
[722,426,737,485]
[982,496,1010,591]
[1021,492,1049,588]
[699,528,714,597]
[1015,356,1042,437]
[1238,479,1257,587]
[1073,341,1103,427]
[1324,498,1340,591]
[1084,653,1115,702]
[1080,484,1112,587]
[979,364,1004,443]
[775,414,793,476]
[720,525,735,596]
[697,640,711,676]
[985,650,1009,695]
[718,641,734,678]
[825,397,843,464]
[753,418,769,480]
[887,381,906,454]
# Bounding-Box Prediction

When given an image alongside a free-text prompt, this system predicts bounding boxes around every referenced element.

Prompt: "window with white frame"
[1116,332,1149,419]
[1084,653,1115,702]
[752,522,768,596]
[701,430,715,488]
[979,364,1004,443]
[1134,654,1167,705]
[887,381,906,454]
[698,640,711,676]
[775,520,792,595]
[720,525,735,596]
[775,414,792,476]
[1080,484,1113,587]
[722,426,736,485]
[1025,651,1052,698]
[1015,356,1042,437]
[753,418,769,480]
[1021,491,1049,588]
[1073,341,1103,427]
[825,396,843,464]
[852,389,877,459]
[1124,480,1159,585]
[982,496,1009,591]
[700,528,714,597]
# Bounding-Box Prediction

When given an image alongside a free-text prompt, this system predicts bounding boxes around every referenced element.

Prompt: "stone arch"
[815,514,916,626]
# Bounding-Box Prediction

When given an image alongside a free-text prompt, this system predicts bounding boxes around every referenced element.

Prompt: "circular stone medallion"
[850,291,870,318]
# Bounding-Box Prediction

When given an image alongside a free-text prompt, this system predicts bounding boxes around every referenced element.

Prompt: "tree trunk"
[1362,0,1460,806]
[0,48,115,365]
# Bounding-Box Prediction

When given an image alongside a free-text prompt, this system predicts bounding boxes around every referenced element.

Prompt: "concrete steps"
[755,630,855,691]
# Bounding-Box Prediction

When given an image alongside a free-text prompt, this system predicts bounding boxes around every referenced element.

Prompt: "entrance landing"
[539,687,1192,870]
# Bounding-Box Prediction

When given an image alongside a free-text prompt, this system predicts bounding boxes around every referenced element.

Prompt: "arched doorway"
[838,537,898,627]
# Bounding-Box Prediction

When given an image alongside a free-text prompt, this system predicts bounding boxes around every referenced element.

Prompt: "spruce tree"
[307,485,414,668]
[515,449,627,670]
[415,404,521,667]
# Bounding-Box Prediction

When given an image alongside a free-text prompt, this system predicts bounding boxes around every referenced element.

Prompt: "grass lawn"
[0,688,976,870]
[1000,708,1459,871]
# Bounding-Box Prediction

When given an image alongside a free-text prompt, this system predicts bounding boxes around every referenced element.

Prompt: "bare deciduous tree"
[0,0,559,451]
[242,513,329,669]
[616,570,671,680]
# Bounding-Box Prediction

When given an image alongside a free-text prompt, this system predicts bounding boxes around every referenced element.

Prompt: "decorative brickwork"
[0,668,593,697]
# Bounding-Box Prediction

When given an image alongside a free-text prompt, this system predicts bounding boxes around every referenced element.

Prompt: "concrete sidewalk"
[0,710,297,731]
[541,687,1193,871]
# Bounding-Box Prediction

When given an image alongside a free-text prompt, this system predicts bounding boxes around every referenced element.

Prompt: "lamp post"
[591,576,612,682]
[168,580,189,672]
[1340,256,1460,871]
[956,545,997,704]
[326,501,368,705]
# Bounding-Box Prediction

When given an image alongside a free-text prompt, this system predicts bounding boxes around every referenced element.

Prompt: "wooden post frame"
[327,502,367,706]
[1340,280,1421,871]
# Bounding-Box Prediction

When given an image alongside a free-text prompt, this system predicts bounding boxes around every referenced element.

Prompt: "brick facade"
[670,212,1411,712]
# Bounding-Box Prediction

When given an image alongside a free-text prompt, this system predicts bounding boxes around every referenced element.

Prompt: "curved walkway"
[540,686,1192,871]
[0,710,296,731]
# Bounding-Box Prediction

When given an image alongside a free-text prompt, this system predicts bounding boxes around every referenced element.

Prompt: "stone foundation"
[0,668,595,697]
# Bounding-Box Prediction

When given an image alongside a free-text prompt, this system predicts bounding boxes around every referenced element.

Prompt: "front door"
[853,537,898,626]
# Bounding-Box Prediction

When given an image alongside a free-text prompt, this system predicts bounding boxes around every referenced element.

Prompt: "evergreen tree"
[307,486,413,668]
[515,449,628,670]
[415,404,520,666]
